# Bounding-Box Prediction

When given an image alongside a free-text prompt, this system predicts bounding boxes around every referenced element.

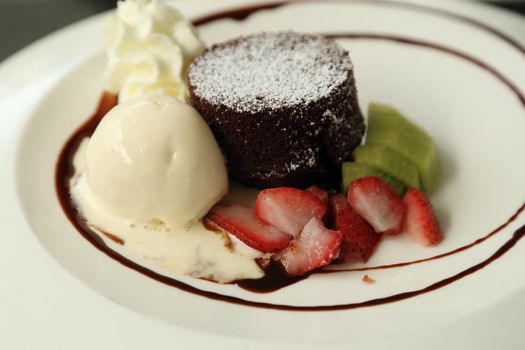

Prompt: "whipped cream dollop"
[104,0,204,103]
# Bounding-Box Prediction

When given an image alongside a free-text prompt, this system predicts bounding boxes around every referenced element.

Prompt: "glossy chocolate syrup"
[55,2,525,310]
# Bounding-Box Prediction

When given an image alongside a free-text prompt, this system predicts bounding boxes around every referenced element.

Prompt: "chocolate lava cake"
[188,32,364,188]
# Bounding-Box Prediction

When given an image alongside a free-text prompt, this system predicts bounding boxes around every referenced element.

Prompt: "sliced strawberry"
[274,217,342,276]
[403,188,443,246]
[255,187,327,236]
[207,203,291,253]
[305,186,329,207]
[329,194,381,263]
[347,176,406,235]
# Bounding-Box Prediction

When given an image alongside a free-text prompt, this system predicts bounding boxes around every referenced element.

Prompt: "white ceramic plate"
[1,0,525,349]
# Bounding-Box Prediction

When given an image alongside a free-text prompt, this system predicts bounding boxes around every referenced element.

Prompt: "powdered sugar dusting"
[255,147,317,179]
[323,109,344,125]
[189,32,353,114]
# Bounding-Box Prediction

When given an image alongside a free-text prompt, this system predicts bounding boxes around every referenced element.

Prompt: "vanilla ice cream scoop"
[84,94,228,229]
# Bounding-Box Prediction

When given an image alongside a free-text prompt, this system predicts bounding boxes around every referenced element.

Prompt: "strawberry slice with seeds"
[305,185,330,222]
[347,176,406,235]
[207,203,292,253]
[305,186,329,207]
[329,194,381,263]
[274,217,342,276]
[255,187,327,236]
[403,188,443,246]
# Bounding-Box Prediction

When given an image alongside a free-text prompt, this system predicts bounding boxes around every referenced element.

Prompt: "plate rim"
[1,0,525,349]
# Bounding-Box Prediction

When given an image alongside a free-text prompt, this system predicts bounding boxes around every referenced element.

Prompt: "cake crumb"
[362,274,375,284]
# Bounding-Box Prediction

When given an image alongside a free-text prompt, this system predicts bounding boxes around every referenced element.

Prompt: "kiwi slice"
[353,144,421,190]
[368,103,432,145]
[366,127,439,193]
[342,162,407,196]
[367,103,440,192]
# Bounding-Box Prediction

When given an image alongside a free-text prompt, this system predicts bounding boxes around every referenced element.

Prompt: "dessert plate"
[1,0,525,349]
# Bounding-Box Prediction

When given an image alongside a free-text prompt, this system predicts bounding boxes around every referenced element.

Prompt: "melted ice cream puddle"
[71,139,264,283]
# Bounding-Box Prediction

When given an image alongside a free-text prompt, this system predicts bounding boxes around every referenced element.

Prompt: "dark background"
[0,0,524,62]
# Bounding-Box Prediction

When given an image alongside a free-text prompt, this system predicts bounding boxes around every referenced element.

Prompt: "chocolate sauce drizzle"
[193,0,525,57]
[55,1,525,311]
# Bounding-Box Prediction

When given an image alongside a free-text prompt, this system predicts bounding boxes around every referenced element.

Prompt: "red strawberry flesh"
[329,194,381,263]
[255,187,327,236]
[305,186,329,207]
[403,188,443,246]
[207,203,292,253]
[274,217,342,276]
[347,176,406,235]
